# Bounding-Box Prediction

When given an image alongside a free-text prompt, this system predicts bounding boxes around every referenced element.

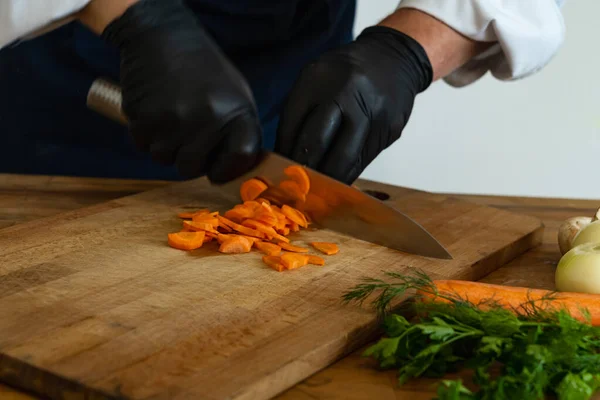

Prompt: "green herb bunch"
[342,270,600,400]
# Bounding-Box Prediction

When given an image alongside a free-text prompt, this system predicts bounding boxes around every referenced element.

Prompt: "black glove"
[275,26,433,184]
[102,0,261,183]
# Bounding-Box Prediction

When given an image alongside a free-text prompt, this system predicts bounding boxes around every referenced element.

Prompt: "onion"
[555,242,600,294]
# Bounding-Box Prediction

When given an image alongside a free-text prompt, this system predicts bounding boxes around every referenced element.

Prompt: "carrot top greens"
[342,269,600,400]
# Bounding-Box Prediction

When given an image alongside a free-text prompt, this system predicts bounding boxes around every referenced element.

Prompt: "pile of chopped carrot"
[167,166,339,272]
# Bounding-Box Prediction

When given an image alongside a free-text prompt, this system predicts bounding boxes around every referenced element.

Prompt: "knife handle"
[87,78,128,126]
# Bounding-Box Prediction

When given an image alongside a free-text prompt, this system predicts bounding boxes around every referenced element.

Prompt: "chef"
[0,0,565,184]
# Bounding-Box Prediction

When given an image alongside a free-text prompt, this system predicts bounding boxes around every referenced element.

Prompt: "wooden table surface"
[0,173,598,400]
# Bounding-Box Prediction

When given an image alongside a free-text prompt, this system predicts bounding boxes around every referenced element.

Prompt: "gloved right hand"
[102,0,262,183]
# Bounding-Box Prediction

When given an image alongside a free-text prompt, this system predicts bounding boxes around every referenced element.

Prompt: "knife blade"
[86,78,452,259]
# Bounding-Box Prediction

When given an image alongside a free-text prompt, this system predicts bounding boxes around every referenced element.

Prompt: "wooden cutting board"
[0,178,543,400]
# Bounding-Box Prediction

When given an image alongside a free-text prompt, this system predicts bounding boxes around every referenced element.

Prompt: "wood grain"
[0,175,547,400]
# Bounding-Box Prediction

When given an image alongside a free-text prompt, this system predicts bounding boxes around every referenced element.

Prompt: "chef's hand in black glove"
[102,0,261,183]
[275,26,433,184]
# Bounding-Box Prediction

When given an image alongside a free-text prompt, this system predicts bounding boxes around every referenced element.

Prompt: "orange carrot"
[219,236,253,254]
[290,222,300,232]
[232,224,265,239]
[281,253,309,270]
[307,255,325,266]
[218,223,233,233]
[255,242,282,256]
[218,233,260,245]
[284,165,310,194]
[169,195,340,268]
[217,215,238,229]
[240,178,268,202]
[224,205,255,222]
[417,280,600,326]
[279,180,306,202]
[242,219,277,238]
[191,215,219,228]
[281,205,308,228]
[254,203,278,227]
[168,231,206,251]
[279,242,309,253]
[262,255,285,272]
[183,220,219,234]
[310,242,339,255]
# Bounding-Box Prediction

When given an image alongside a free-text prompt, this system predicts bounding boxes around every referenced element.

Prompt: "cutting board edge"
[0,352,119,400]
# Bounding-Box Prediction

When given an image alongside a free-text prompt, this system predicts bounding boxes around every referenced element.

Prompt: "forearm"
[77,0,139,34]
[379,8,493,81]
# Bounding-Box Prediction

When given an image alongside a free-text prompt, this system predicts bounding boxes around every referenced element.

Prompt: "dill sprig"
[342,268,600,400]
[341,268,438,314]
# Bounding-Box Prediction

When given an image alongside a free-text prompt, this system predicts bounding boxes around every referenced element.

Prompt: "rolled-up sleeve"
[0,0,91,50]
[397,0,567,87]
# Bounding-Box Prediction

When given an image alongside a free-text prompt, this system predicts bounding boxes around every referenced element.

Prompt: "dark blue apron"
[0,0,355,180]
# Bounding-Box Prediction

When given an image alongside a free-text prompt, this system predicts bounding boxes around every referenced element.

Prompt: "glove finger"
[290,103,342,169]
[274,90,312,157]
[318,110,370,184]
[207,112,262,184]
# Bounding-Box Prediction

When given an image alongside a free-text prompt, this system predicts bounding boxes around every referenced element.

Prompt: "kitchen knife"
[86,78,452,259]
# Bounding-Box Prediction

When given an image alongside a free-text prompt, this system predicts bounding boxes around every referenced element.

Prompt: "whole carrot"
[418,280,600,326]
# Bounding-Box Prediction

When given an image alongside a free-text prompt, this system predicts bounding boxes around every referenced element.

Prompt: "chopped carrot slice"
[289,222,300,232]
[255,242,281,256]
[218,233,260,245]
[242,219,278,237]
[279,180,306,202]
[183,220,219,234]
[254,203,278,227]
[307,255,325,266]
[224,205,255,222]
[279,242,309,253]
[219,236,253,254]
[218,223,233,233]
[284,165,310,194]
[217,215,238,229]
[244,200,263,209]
[262,255,285,272]
[233,224,265,239]
[203,235,213,243]
[281,253,309,270]
[191,215,219,227]
[311,242,339,255]
[281,205,308,228]
[168,231,205,251]
[255,198,270,205]
[240,179,268,202]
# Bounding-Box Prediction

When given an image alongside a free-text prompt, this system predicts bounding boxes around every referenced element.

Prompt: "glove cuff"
[101,0,202,48]
[357,26,433,93]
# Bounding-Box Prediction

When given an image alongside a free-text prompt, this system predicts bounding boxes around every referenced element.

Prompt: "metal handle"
[86,78,128,126]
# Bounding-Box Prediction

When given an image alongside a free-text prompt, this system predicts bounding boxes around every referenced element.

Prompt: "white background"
[353,0,600,200]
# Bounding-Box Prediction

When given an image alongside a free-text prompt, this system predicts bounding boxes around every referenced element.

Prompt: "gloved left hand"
[275,26,433,184]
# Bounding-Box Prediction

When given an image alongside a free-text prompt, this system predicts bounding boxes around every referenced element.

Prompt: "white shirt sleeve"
[0,0,91,50]
[396,0,567,87]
